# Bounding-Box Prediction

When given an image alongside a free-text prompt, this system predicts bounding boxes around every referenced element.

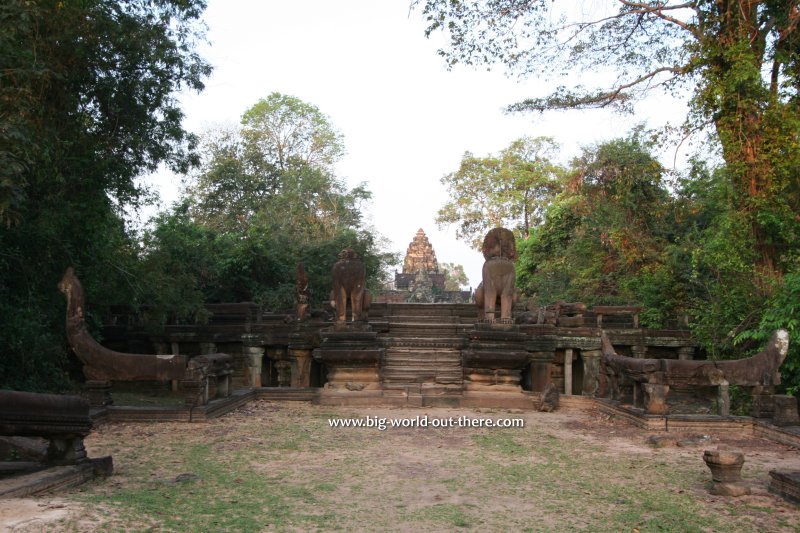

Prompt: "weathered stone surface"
[601,330,790,416]
[647,435,677,448]
[703,450,745,483]
[773,395,800,427]
[709,481,751,497]
[769,470,800,504]
[403,228,439,274]
[539,382,559,412]
[477,228,517,322]
[331,249,370,324]
[59,267,187,382]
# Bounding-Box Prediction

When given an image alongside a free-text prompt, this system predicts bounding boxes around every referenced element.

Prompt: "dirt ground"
[1,402,799,532]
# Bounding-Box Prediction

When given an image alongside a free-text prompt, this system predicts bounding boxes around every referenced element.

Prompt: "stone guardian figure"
[477,227,518,322]
[331,248,370,323]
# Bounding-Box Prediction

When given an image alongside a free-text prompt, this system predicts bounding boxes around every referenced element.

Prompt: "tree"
[0,0,210,391]
[417,0,800,282]
[436,136,563,249]
[186,95,369,239]
[240,92,345,172]
[147,94,396,312]
[441,262,469,291]
[517,134,676,313]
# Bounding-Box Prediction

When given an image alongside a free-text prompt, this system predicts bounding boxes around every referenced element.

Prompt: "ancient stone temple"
[395,228,445,292]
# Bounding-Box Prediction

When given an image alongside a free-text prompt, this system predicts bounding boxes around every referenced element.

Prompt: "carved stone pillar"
[242,345,265,388]
[677,346,695,361]
[528,352,553,393]
[581,349,602,397]
[630,345,648,359]
[289,347,313,388]
[563,349,574,395]
[275,360,292,387]
[717,382,730,417]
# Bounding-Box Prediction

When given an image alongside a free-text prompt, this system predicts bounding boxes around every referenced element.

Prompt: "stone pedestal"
[242,345,265,388]
[581,349,601,397]
[703,450,751,497]
[85,380,113,407]
[461,324,531,409]
[314,326,383,404]
[642,383,669,415]
[462,325,529,393]
[750,386,774,418]
[772,395,800,426]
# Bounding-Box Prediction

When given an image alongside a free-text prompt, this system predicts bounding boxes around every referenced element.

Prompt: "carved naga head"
[58,267,84,319]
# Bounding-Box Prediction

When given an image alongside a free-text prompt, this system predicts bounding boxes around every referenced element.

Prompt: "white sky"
[143,0,691,287]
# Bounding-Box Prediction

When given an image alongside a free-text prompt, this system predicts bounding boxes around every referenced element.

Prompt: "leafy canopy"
[436,136,563,249]
[0,0,211,391]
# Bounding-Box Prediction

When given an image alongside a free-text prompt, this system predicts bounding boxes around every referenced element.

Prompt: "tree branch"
[618,1,700,38]
[508,66,685,112]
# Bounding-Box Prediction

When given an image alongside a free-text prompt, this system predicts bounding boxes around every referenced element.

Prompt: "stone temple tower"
[395,229,445,293]
[403,228,439,274]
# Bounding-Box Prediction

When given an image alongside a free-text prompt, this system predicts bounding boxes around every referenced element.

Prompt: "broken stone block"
[772,395,799,427]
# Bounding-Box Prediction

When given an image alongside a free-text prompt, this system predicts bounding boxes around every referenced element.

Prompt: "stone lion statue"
[475,228,517,322]
[331,248,370,323]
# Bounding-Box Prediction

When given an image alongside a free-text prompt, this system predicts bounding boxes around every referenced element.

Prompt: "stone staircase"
[378,304,476,406]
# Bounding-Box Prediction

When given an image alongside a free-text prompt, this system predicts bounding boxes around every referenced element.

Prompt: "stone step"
[388,315,462,324]
[384,303,477,318]
[382,337,465,349]
[387,324,463,337]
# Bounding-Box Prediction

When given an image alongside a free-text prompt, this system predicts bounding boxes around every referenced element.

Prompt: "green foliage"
[0,0,210,391]
[440,262,469,291]
[141,94,396,316]
[418,0,800,279]
[516,133,676,315]
[436,136,563,249]
[736,271,800,395]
